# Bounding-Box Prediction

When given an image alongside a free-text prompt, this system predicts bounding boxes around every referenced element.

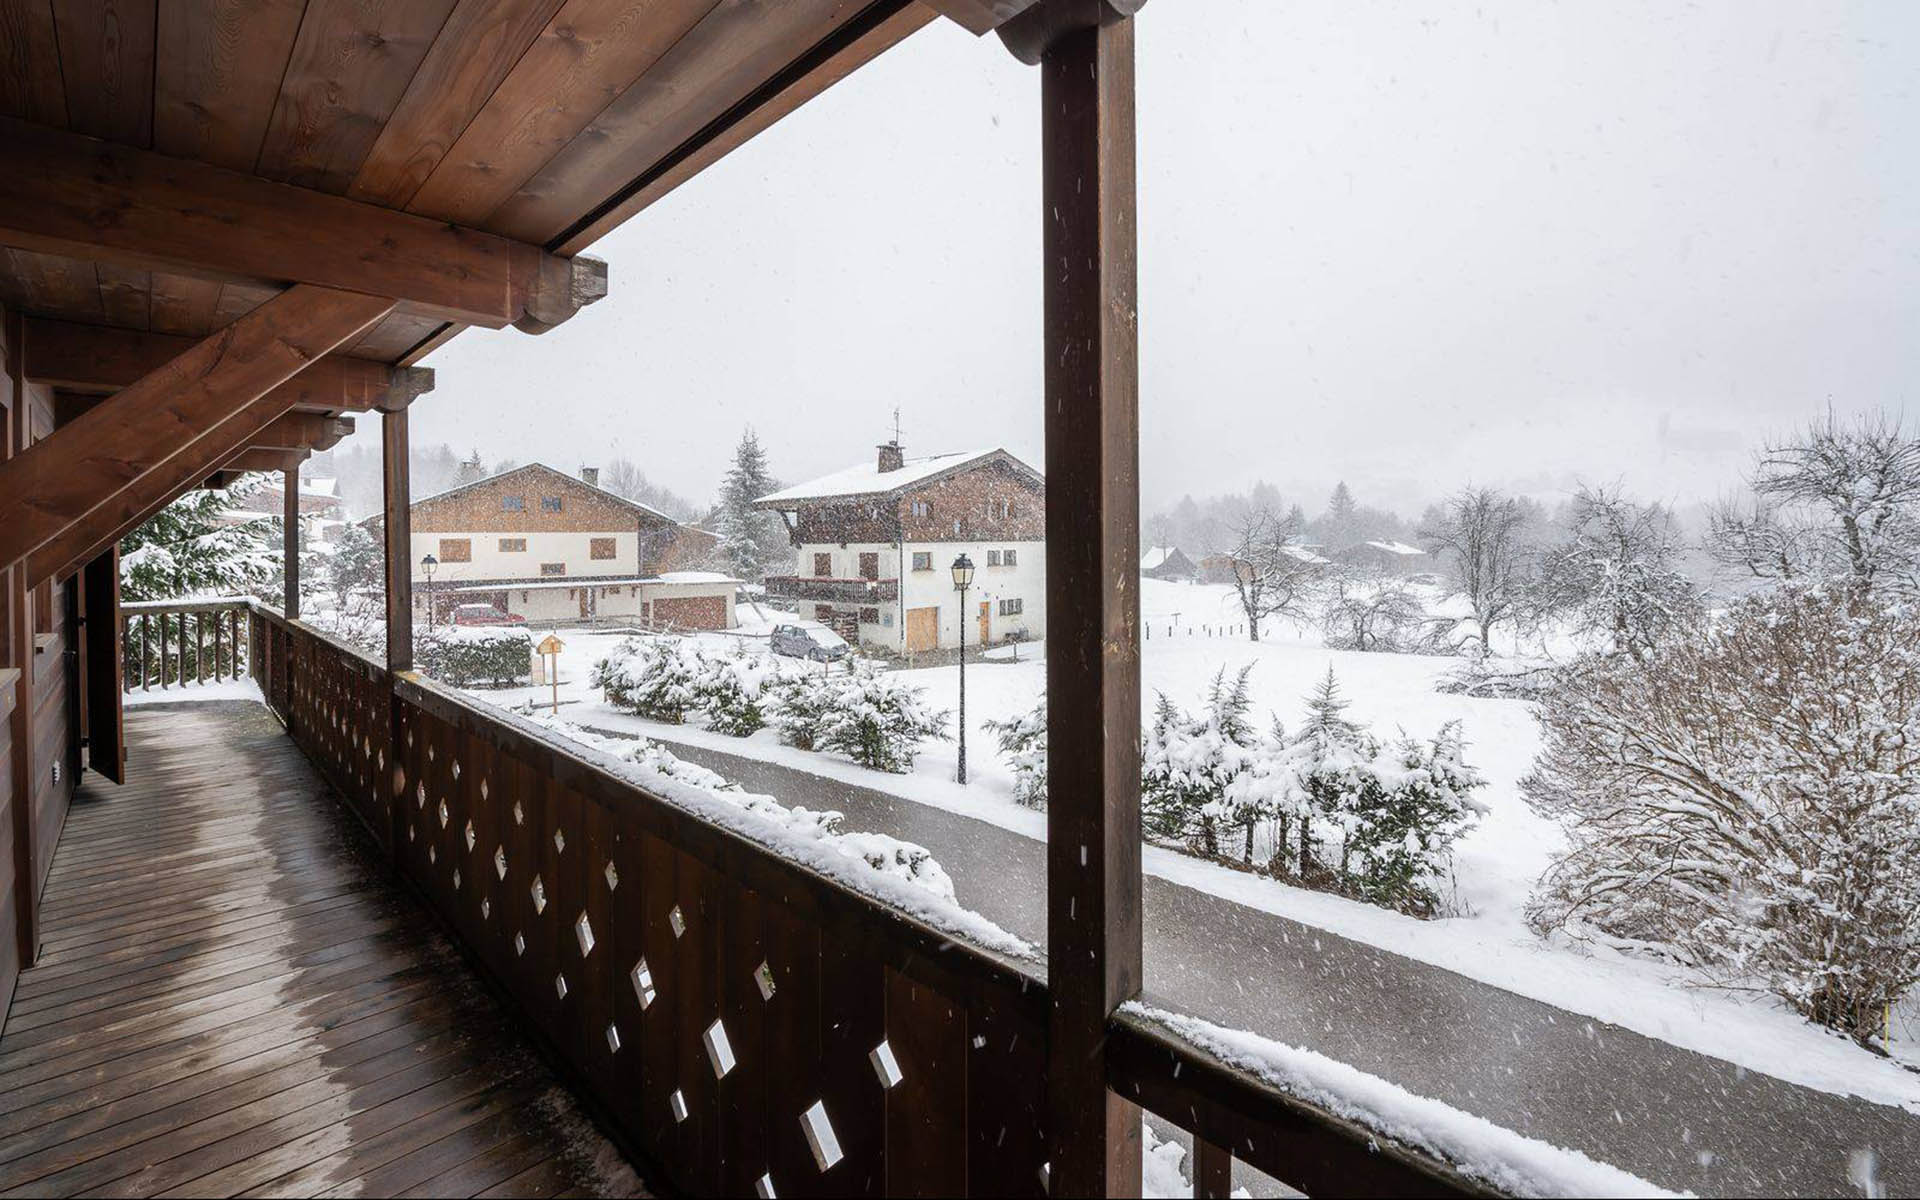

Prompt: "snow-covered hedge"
[1144,667,1486,917]
[416,626,532,687]
[591,636,703,723]
[984,699,1048,808]
[1525,584,1920,1047]
[776,661,950,773]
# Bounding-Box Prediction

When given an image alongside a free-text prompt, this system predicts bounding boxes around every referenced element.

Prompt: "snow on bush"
[1145,667,1486,917]
[695,646,781,736]
[416,625,532,687]
[592,636,703,723]
[813,660,950,773]
[984,698,1048,809]
[521,713,992,942]
[1123,1003,1675,1199]
[1525,584,1920,1047]
[765,666,837,751]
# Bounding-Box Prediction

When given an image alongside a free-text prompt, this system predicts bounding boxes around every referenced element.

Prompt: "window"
[591,538,617,560]
[859,552,879,580]
[1003,548,1018,567]
[859,607,880,623]
[541,496,563,512]
[910,499,930,518]
[540,563,566,577]
[814,552,833,576]
[999,598,1024,616]
[437,538,471,562]
[498,538,526,553]
[911,552,932,571]
[987,550,1001,566]
[501,495,525,511]
[952,519,962,535]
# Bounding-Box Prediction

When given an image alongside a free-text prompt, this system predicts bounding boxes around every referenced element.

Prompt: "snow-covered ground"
[447,578,1920,1114]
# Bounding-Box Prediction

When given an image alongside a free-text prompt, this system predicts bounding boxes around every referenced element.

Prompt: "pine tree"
[715,429,786,581]
[1294,666,1362,749]
[120,478,279,602]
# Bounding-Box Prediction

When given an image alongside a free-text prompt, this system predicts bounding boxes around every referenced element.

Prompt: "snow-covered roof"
[1140,545,1177,570]
[754,448,1040,507]
[1281,545,1331,565]
[303,477,338,498]
[407,462,676,524]
[1364,540,1427,557]
[440,572,739,594]
[655,571,741,585]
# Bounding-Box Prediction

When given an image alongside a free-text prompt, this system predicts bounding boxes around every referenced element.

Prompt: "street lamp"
[951,553,975,785]
[420,553,438,629]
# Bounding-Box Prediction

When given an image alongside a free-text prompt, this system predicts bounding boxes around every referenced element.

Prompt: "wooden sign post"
[535,634,564,716]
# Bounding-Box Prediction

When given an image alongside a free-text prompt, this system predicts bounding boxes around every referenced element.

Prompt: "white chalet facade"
[755,443,1045,654]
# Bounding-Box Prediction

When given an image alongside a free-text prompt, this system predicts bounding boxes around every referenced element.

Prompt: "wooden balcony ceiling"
[0,0,1011,365]
[0,700,649,1197]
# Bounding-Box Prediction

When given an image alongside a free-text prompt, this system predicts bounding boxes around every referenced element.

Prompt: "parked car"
[769,622,850,662]
[451,603,527,627]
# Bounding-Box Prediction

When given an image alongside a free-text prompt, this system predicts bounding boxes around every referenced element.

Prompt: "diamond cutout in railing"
[670,1090,688,1123]
[494,846,507,880]
[481,898,491,920]
[704,1018,736,1079]
[513,800,524,826]
[515,932,526,957]
[631,959,656,1009]
[606,1023,622,1054]
[755,961,776,1001]
[604,861,620,891]
[530,876,547,915]
[416,781,426,809]
[452,868,461,891]
[756,1174,776,1199]
[465,820,476,852]
[800,1101,843,1172]
[438,799,449,828]
[553,829,566,854]
[869,1040,903,1089]
[575,912,595,957]
[554,973,568,1000]
[669,905,686,938]
[428,845,437,865]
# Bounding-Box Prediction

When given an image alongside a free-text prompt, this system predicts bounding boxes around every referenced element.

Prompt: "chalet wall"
[411,530,640,582]
[787,460,1045,547]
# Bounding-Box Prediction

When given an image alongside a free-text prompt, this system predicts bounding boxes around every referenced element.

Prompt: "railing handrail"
[392,667,1046,999]
[121,596,253,615]
[247,601,387,674]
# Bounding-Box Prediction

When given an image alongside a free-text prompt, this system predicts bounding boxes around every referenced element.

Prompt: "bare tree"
[1708,410,1920,596]
[1211,503,1325,641]
[600,457,697,521]
[1320,578,1430,653]
[1418,487,1534,653]
[1534,485,1699,660]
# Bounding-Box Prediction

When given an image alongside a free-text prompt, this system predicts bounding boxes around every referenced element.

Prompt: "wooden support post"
[283,468,300,621]
[1192,1136,1232,1199]
[1038,5,1143,1196]
[382,407,413,862]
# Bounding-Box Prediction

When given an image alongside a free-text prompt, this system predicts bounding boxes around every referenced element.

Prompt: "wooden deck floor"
[0,700,650,1198]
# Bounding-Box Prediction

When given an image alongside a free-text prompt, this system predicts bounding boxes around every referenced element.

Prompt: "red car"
[450,603,527,627]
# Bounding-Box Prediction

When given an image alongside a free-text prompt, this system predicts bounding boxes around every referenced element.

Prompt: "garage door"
[652,594,727,630]
[905,606,939,654]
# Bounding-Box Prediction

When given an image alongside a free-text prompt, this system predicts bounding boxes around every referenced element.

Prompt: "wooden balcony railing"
[762,576,899,604]
[246,603,1493,1198]
[120,598,251,691]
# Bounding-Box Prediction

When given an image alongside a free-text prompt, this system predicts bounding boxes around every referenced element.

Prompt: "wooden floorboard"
[0,701,649,1198]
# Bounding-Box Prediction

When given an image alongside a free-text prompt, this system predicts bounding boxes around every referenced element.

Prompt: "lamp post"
[419,553,438,630]
[951,553,974,785]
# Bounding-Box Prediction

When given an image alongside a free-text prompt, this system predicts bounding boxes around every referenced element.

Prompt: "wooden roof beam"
[0,117,607,332]
[248,413,355,454]
[20,319,434,412]
[6,285,395,584]
[218,450,309,476]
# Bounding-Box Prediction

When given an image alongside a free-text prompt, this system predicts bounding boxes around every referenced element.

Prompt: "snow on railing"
[1122,1002,1682,1199]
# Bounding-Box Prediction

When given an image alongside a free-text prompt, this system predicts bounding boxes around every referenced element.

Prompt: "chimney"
[580,466,600,488]
[876,442,904,473]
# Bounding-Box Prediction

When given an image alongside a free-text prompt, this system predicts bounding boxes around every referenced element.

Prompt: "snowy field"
[447,578,1920,1114]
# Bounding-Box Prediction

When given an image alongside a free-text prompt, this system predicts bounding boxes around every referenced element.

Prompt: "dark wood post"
[1035,4,1143,1195]
[282,467,300,620]
[5,310,37,972]
[381,407,412,861]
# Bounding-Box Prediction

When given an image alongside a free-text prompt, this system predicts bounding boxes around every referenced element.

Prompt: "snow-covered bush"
[1525,585,1920,1046]
[984,699,1049,809]
[592,637,702,723]
[694,647,779,736]
[416,626,532,687]
[766,667,837,750]
[813,661,949,773]
[1142,667,1262,857]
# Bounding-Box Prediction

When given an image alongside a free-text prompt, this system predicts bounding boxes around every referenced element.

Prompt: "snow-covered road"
[637,733,1918,1199]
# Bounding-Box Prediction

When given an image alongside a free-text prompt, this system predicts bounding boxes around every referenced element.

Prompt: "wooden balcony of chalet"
[0,2,1506,1196]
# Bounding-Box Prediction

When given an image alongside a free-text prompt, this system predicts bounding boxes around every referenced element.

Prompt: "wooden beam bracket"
[998,0,1145,64]
[513,255,609,335]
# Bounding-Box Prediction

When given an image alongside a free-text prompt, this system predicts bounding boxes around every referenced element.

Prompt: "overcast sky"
[389,0,1918,520]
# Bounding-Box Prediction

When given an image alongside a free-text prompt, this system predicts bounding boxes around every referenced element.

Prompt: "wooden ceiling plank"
[6,284,395,580]
[147,273,223,334]
[253,0,461,193]
[403,0,724,228]
[343,310,446,361]
[555,0,933,255]
[51,0,157,145]
[347,0,569,210]
[0,116,605,330]
[3,247,106,323]
[0,0,68,126]
[484,0,861,246]
[153,0,310,171]
[19,316,435,410]
[94,263,152,329]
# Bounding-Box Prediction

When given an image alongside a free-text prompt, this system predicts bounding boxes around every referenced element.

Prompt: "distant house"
[1140,545,1197,580]
[754,441,1045,653]
[384,463,736,629]
[1331,539,1429,577]
[221,475,347,545]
